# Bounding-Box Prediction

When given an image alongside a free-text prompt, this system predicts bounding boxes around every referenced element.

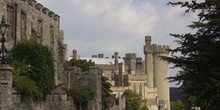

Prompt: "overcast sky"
[37,0,197,87]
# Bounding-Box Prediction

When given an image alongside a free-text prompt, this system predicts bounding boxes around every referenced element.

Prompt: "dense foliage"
[101,77,112,110]
[122,89,142,110]
[170,100,186,110]
[11,41,55,99]
[67,87,95,110]
[168,0,220,109]
[68,58,95,71]
[139,104,149,110]
[12,61,43,100]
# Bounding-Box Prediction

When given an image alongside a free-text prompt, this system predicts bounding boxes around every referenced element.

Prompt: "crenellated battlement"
[128,74,146,81]
[152,44,169,53]
[125,53,136,59]
[145,36,151,42]
[20,0,60,21]
[136,57,143,63]
[144,45,153,54]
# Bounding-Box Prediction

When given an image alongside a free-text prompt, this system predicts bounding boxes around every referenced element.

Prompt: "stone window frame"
[20,10,27,40]
[37,18,43,43]
[6,5,15,40]
[50,25,54,50]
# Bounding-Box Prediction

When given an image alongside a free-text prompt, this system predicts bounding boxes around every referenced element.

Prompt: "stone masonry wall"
[68,66,102,110]
[0,0,67,85]
[0,64,76,110]
[0,64,103,110]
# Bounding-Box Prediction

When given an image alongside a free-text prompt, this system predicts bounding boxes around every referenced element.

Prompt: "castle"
[73,36,170,110]
[0,0,170,110]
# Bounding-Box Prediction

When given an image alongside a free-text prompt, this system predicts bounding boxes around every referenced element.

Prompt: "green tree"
[122,89,142,110]
[67,87,95,110]
[167,0,220,109]
[170,100,186,110]
[12,61,43,100]
[139,104,149,110]
[11,40,55,99]
[101,77,112,110]
[68,59,95,71]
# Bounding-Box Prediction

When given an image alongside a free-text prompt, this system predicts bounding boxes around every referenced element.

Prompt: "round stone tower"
[152,44,170,110]
[143,36,170,110]
[143,36,154,88]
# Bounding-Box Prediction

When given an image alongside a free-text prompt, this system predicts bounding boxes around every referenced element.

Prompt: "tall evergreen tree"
[167,0,220,109]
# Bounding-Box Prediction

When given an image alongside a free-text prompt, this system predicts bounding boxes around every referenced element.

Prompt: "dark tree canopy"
[170,100,186,110]
[168,0,220,109]
[11,40,55,99]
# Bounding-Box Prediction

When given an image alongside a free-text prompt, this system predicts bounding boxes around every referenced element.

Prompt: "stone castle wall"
[0,64,102,110]
[0,0,67,85]
[0,64,74,110]
[67,67,102,110]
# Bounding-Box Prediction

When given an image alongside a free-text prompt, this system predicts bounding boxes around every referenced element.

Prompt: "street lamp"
[0,16,10,64]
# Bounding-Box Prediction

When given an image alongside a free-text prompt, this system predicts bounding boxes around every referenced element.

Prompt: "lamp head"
[0,16,9,36]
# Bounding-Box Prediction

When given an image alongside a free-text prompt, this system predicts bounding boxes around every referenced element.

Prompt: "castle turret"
[152,44,170,110]
[114,52,119,74]
[144,36,154,88]
[72,49,78,60]
[136,57,144,72]
[114,52,122,86]
[124,53,136,74]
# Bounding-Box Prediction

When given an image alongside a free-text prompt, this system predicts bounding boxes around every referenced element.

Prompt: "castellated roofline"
[21,0,60,21]
[145,36,151,41]
[152,44,170,53]
[125,53,136,59]
[128,74,146,81]
[144,45,153,54]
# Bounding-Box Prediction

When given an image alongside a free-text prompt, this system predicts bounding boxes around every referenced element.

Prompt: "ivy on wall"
[11,40,55,100]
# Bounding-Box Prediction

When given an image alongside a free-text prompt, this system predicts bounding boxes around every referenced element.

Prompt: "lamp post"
[0,16,9,64]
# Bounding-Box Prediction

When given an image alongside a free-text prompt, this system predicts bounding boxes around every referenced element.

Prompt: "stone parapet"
[145,36,151,42]
[144,45,153,54]
[127,74,146,81]
[152,44,169,54]
[20,0,60,21]
[125,53,136,59]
